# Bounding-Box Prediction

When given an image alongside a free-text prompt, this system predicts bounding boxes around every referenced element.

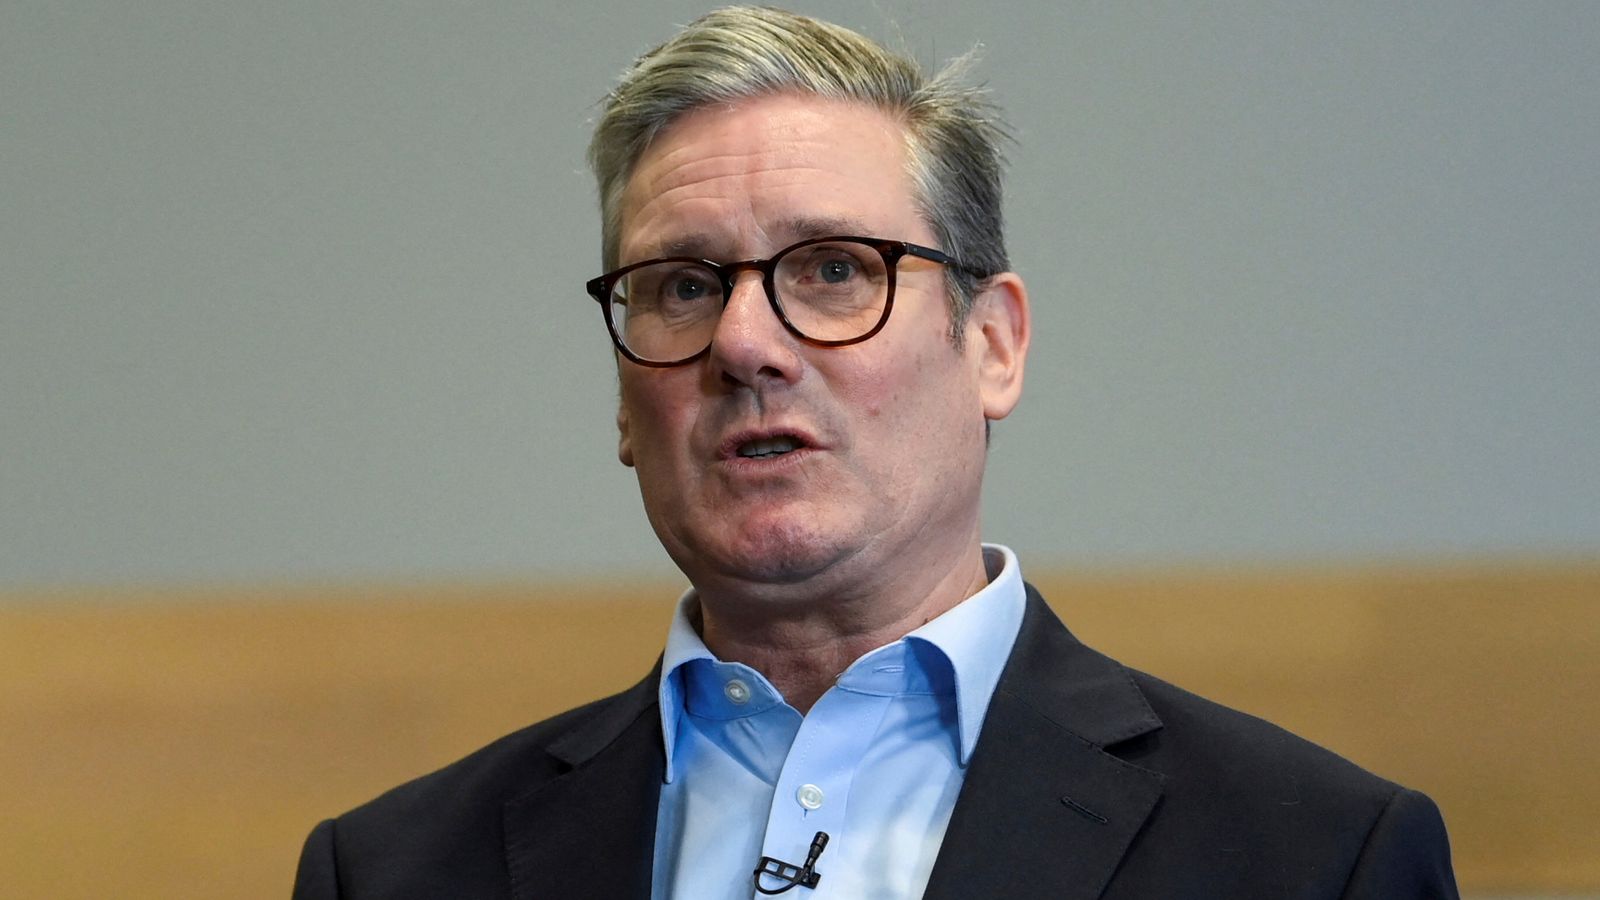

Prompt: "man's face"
[614,93,1025,603]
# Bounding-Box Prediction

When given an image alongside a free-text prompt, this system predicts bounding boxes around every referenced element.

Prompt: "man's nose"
[706,270,801,384]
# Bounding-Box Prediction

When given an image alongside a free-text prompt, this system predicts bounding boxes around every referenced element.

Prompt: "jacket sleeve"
[1340,788,1460,900]
[292,818,341,900]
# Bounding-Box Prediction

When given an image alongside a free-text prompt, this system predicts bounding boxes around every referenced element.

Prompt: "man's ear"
[968,272,1030,422]
[617,402,635,468]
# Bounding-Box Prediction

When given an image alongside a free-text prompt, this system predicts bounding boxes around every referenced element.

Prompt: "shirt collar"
[901,543,1027,765]
[657,543,1027,780]
[657,591,716,783]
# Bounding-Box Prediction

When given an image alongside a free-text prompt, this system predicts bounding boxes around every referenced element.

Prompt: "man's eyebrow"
[651,216,873,262]
[658,233,717,258]
[776,215,871,242]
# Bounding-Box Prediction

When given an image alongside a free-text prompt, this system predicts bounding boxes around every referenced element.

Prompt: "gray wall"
[4,2,1597,589]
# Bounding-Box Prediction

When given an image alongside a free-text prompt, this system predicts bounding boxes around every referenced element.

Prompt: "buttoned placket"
[750,645,916,898]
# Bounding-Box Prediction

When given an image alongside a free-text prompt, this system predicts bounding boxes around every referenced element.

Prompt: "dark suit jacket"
[293,585,1458,898]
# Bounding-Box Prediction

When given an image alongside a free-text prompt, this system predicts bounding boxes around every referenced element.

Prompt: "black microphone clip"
[753,831,829,895]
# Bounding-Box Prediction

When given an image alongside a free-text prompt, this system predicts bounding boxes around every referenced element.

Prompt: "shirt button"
[724,679,751,705]
[796,784,824,810]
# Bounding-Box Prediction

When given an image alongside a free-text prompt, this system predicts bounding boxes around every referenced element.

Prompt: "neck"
[694,542,992,713]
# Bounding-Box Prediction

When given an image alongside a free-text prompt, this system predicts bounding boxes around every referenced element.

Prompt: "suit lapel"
[924,587,1166,900]
[503,670,664,900]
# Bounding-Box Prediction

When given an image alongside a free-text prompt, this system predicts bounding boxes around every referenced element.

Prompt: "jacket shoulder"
[1108,669,1456,896]
[370,687,643,810]
[1127,668,1395,794]
[296,676,659,898]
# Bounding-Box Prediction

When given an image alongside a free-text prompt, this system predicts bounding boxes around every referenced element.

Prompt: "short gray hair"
[587,6,1010,337]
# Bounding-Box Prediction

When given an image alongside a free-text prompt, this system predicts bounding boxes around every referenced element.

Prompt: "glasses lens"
[609,261,724,363]
[774,240,890,342]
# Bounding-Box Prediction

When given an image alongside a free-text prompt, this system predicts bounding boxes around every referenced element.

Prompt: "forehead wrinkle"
[622,163,855,262]
[618,98,916,263]
[628,114,876,200]
[635,154,840,205]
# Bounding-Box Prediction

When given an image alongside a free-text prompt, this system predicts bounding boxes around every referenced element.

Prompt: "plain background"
[4,1,1597,590]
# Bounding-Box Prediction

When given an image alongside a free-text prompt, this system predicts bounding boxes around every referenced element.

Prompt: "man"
[294,7,1458,898]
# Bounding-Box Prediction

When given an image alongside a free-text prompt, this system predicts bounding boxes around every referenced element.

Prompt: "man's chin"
[677,520,856,589]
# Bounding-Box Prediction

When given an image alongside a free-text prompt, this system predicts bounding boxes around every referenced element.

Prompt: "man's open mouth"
[736,435,803,459]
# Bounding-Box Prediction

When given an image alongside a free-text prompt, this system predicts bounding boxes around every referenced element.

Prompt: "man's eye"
[670,278,707,300]
[817,259,857,284]
[653,269,716,304]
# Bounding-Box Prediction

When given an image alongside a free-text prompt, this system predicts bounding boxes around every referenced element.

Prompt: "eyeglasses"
[585,235,985,368]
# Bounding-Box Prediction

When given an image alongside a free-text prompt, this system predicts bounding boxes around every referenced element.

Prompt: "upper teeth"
[738,436,801,458]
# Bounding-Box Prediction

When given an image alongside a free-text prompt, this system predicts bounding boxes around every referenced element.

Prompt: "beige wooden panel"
[2,563,1596,898]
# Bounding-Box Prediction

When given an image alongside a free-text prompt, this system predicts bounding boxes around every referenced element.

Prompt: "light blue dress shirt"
[650,544,1027,900]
